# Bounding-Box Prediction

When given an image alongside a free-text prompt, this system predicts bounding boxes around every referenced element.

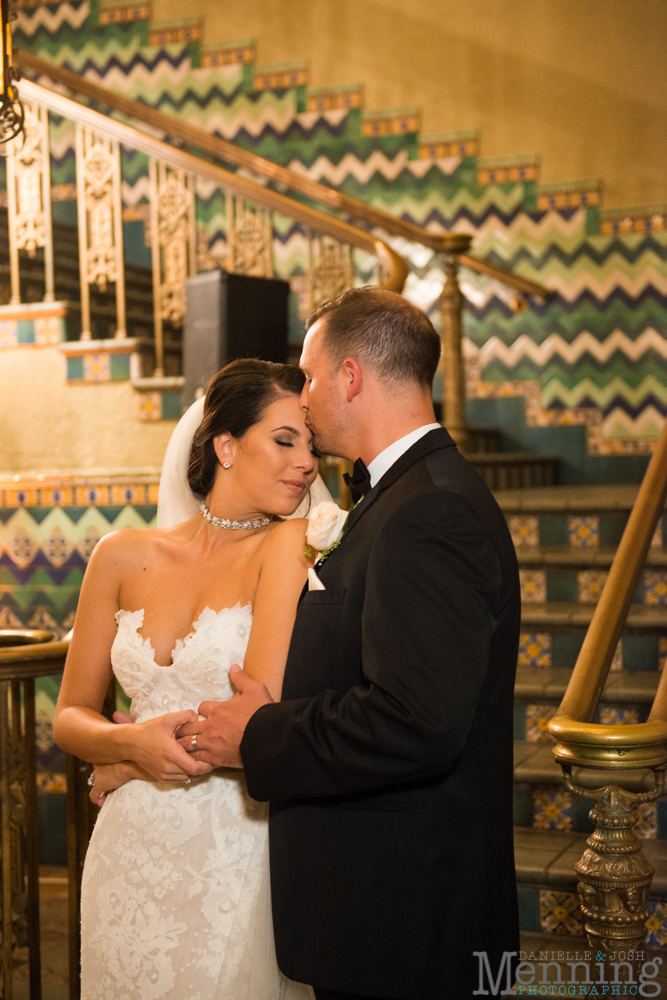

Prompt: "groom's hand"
[176,665,274,768]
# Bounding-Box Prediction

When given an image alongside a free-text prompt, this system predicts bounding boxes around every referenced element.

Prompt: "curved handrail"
[15,49,548,301]
[549,415,667,769]
[0,637,68,680]
[15,77,408,293]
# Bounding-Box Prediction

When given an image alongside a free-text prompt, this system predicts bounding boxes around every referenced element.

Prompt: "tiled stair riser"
[0,478,156,864]
[504,493,667,944]
[11,0,667,468]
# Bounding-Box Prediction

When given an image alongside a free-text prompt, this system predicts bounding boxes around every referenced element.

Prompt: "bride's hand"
[89,761,143,806]
[123,710,214,782]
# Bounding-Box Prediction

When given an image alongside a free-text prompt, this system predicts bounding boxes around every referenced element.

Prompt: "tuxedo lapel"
[344,427,456,536]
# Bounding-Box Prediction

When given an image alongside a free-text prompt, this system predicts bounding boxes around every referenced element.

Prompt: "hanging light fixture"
[0,0,24,144]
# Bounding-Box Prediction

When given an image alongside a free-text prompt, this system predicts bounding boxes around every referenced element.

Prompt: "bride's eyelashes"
[274,438,294,448]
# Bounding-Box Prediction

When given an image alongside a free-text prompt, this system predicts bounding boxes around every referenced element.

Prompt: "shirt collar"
[366,423,442,488]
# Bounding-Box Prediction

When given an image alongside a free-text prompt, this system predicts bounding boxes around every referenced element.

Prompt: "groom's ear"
[341,357,363,403]
[213,433,234,467]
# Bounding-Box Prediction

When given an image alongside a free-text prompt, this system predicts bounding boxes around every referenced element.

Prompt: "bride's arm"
[55,532,211,782]
[242,518,313,701]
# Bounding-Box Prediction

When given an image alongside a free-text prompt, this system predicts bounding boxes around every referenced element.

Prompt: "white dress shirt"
[366,423,441,489]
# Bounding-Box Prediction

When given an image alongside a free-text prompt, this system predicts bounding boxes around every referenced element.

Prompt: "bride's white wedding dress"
[80,603,313,1000]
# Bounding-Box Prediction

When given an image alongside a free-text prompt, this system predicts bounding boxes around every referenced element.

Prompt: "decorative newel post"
[564,772,665,985]
[439,233,473,452]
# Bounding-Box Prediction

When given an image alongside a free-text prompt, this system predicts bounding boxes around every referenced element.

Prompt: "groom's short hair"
[306,287,441,388]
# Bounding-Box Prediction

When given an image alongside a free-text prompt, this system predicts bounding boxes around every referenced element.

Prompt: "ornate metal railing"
[2,74,407,381]
[12,50,549,449]
[548,418,667,982]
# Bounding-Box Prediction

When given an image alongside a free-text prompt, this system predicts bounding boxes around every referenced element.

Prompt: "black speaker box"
[182,270,290,409]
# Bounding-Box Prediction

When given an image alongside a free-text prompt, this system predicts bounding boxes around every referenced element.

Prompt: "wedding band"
[191,734,198,750]
[87,773,95,787]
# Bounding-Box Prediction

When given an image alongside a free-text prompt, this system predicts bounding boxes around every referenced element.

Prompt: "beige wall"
[1,348,176,473]
[153,0,666,210]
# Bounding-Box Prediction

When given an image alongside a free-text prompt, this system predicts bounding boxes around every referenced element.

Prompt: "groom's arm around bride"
[180,287,521,1000]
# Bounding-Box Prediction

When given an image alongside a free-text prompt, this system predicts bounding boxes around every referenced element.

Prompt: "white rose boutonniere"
[304,501,349,562]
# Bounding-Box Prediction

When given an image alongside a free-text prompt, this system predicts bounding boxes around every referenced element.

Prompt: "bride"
[54,358,332,999]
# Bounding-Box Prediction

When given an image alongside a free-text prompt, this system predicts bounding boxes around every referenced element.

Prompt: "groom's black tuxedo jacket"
[241,428,521,999]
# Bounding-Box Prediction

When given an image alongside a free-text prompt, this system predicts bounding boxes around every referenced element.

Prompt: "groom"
[180,287,521,999]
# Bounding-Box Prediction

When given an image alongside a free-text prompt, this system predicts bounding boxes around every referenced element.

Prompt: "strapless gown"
[80,605,313,1000]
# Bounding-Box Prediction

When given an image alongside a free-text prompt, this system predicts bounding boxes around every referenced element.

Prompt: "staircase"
[500,484,667,946]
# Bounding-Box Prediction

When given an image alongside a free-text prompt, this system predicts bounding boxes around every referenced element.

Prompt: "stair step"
[496,484,642,513]
[521,603,667,630]
[469,452,560,491]
[514,739,561,784]
[514,826,667,897]
[515,669,659,705]
[517,547,667,568]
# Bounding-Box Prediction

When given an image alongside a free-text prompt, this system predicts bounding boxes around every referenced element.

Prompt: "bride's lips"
[281,479,307,495]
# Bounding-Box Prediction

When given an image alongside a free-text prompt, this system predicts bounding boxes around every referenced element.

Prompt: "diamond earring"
[223,462,231,469]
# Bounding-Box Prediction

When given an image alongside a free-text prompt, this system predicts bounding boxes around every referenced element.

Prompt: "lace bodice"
[112,604,252,722]
[81,603,312,1000]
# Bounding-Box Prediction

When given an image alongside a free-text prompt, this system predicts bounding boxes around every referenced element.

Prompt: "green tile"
[539,516,568,547]
[551,633,584,669]
[134,505,158,523]
[17,319,35,344]
[572,793,596,834]
[599,515,628,547]
[517,885,541,932]
[623,635,659,672]
[161,392,182,420]
[513,786,533,828]
[546,568,579,603]
[38,793,67,866]
[513,703,526,740]
[657,799,667,840]
[67,356,84,380]
[109,353,131,380]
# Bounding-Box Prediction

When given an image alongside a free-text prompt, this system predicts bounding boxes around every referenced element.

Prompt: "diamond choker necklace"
[199,501,272,531]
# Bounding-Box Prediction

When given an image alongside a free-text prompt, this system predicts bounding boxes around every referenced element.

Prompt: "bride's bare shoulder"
[258,518,309,562]
[87,526,164,569]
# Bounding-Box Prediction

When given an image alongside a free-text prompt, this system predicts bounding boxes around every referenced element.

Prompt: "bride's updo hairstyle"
[187,358,306,497]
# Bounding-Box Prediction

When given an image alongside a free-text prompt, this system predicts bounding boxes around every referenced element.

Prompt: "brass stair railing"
[0,632,69,1000]
[13,50,550,448]
[548,417,667,981]
[4,75,408,380]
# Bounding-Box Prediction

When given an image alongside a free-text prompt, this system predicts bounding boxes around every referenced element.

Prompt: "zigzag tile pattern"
[12,3,667,458]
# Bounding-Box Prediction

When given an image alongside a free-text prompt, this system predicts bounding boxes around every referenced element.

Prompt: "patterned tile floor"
[13,868,68,1000]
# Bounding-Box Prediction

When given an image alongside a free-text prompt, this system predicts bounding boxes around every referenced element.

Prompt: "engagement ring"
[87,773,95,787]
[191,734,198,750]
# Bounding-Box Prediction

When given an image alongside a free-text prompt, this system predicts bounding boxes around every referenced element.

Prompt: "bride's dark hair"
[187,358,306,497]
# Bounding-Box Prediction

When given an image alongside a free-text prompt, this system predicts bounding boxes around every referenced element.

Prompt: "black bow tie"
[343,458,371,503]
